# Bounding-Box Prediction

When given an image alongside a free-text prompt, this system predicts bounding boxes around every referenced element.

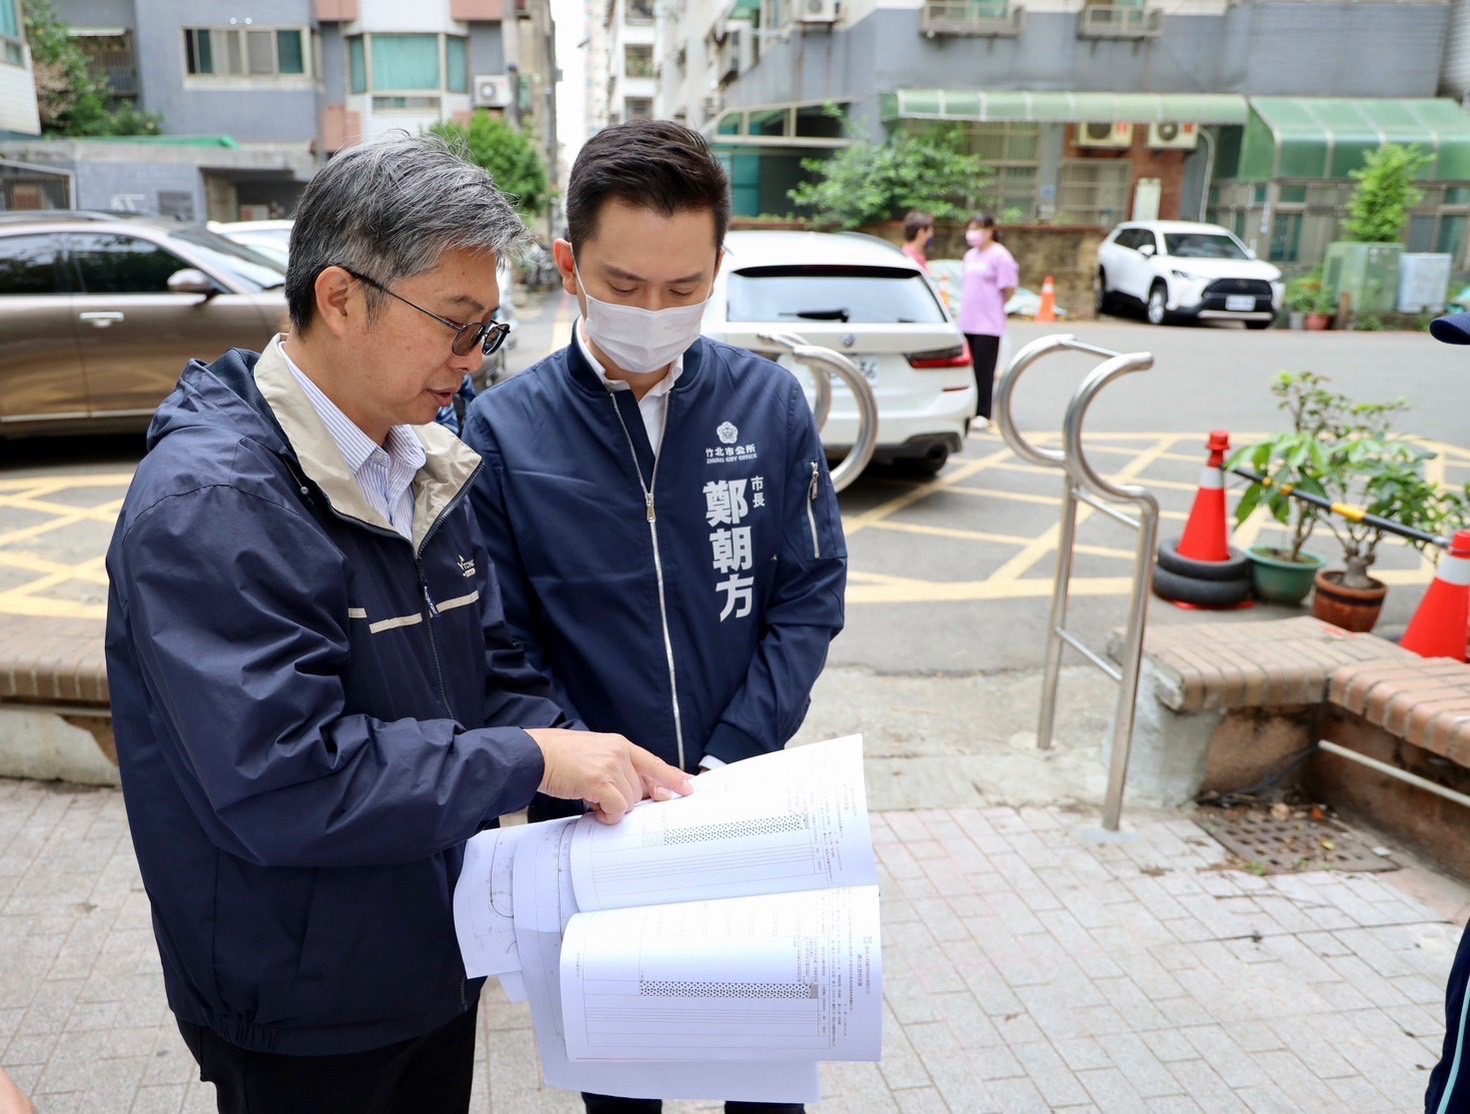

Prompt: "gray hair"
[286,132,528,332]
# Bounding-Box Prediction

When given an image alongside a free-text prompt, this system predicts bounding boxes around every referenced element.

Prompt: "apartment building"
[651,0,1470,267]
[1,0,554,222]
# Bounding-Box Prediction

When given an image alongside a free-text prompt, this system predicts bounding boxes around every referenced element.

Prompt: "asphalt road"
[1,304,1465,683]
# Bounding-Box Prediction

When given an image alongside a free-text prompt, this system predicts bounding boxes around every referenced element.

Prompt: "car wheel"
[1095,269,1115,316]
[1246,318,1274,331]
[1146,283,1171,326]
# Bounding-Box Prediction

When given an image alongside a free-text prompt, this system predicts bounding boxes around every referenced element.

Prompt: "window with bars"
[625,97,654,120]
[1057,160,1131,227]
[184,27,311,78]
[904,122,1041,219]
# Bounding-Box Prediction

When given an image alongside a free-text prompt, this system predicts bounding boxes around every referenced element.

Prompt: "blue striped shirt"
[278,340,426,540]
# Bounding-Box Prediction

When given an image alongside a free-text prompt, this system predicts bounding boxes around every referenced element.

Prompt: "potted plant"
[1305,287,1337,331]
[1311,432,1463,632]
[1285,272,1323,330]
[1227,373,1332,604]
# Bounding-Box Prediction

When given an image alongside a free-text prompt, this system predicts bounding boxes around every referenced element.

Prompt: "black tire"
[1151,565,1253,607]
[1095,269,1116,316]
[1146,282,1172,326]
[1246,318,1274,331]
[1156,537,1251,582]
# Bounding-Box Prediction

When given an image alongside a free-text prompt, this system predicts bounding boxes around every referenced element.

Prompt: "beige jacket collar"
[253,336,481,552]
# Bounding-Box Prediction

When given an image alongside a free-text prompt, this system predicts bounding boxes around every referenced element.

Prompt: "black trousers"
[177,1009,476,1114]
[963,332,1002,420]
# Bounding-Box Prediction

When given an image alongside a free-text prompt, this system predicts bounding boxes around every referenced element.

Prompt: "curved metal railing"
[993,333,1158,833]
[757,332,879,493]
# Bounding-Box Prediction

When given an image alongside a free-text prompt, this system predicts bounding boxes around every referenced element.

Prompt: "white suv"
[1096,220,1283,329]
[704,231,977,475]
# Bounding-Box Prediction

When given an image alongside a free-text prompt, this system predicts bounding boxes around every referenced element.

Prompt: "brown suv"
[0,212,288,436]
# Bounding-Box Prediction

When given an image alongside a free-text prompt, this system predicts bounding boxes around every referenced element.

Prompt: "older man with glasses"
[104,134,690,1114]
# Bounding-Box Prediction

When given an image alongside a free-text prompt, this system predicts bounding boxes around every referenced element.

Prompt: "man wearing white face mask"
[462,120,846,1113]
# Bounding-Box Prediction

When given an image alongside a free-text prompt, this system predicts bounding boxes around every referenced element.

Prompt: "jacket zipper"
[608,396,686,771]
[413,469,480,721]
[807,461,822,559]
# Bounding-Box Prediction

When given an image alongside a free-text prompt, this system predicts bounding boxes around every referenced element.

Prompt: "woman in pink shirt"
[957,214,1019,428]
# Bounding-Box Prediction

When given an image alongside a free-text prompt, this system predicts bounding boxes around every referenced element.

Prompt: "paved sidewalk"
[1,777,1464,1113]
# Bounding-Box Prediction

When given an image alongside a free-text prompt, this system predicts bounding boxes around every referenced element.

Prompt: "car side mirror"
[1137,243,1155,258]
[168,268,216,297]
[1245,248,1258,260]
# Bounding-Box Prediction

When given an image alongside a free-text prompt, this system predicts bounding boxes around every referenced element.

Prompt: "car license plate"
[1226,295,1256,312]
[854,357,879,384]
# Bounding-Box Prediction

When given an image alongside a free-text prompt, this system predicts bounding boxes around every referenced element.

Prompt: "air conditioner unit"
[1075,121,1132,149]
[797,0,838,23]
[717,23,749,82]
[1147,121,1198,150]
[473,74,514,108]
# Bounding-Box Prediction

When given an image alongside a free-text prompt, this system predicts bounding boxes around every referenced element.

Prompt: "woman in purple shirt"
[957,214,1019,429]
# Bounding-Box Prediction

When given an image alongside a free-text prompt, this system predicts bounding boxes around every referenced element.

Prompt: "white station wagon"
[704,231,977,476]
[1096,220,1284,328]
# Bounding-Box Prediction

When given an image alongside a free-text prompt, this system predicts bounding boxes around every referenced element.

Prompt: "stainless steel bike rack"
[994,334,1159,833]
[757,331,879,493]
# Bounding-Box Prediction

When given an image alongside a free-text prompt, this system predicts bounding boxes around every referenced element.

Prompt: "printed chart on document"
[452,735,883,1103]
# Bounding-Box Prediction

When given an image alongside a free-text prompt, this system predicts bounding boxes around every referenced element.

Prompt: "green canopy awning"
[1236,98,1470,182]
[881,90,1249,126]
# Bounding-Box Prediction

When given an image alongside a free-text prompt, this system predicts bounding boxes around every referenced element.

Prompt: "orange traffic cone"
[1177,431,1232,562]
[1402,531,1470,661]
[1036,276,1057,323]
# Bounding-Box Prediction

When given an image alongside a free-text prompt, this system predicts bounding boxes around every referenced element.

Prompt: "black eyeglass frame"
[336,265,510,357]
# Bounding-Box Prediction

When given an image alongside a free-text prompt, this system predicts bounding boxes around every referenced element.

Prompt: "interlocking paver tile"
[1,782,1466,1112]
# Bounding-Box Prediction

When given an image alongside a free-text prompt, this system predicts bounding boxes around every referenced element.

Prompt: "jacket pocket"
[806,459,847,560]
[806,461,822,559]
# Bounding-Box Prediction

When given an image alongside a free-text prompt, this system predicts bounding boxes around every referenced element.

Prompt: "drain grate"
[1194,808,1396,874]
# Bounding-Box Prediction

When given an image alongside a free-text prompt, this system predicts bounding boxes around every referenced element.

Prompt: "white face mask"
[575,264,710,375]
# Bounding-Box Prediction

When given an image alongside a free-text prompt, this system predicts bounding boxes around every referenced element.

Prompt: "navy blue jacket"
[105,341,563,1055]
[1429,921,1470,1113]
[463,333,846,773]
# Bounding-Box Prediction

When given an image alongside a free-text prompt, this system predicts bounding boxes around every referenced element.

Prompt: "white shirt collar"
[574,318,683,397]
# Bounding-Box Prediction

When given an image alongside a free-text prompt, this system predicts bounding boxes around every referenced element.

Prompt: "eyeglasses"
[337,266,511,358]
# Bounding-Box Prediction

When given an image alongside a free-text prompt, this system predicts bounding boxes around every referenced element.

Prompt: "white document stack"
[451,735,883,1103]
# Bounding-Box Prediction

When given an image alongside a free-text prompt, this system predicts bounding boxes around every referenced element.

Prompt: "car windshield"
[1162,233,1249,260]
[170,228,286,290]
[725,265,946,324]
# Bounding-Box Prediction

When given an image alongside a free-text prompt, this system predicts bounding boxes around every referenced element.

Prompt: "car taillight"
[906,345,972,369]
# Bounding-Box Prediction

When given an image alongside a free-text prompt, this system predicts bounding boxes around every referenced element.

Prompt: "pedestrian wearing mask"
[462,118,847,1113]
[957,213,1018,430]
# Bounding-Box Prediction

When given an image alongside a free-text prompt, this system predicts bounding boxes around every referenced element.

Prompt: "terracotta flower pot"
[1311,568,1387,633]
[1305,313,1334,331]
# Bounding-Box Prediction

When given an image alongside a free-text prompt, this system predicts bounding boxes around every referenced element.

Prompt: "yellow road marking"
[842,448,1010,536]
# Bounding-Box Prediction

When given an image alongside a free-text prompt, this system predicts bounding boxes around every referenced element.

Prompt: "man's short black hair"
[566,119,730,256]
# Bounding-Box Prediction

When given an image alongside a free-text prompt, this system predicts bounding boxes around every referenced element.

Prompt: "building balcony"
[921,0,1026,38]
[1078,3,1163,39]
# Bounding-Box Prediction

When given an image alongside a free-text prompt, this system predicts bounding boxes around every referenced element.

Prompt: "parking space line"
[843,447,1012,536]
